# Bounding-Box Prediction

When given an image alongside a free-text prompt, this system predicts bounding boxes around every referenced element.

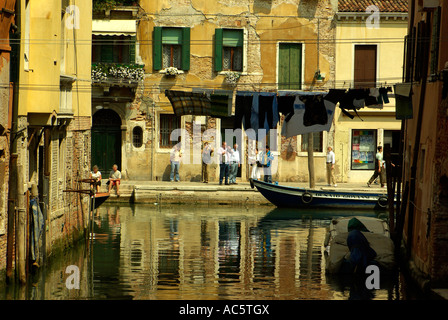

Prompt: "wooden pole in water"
[384,144,395,232]
[16,164,27,284]
[307,134,315,189]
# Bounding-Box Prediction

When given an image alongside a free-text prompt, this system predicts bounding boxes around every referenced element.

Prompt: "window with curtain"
[215,28,244,72]
[153,27,190,71]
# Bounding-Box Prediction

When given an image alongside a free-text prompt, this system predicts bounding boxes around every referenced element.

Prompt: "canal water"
[1,204,424,300]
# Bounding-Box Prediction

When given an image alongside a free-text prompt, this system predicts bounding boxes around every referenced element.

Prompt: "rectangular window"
[160,114,181,148]
[92,35,136,64]
[354,45,377,88]
[351,129,377,170]
[153,27,190,71]
[278,43,302,90]
[215,29,244,72]
[301,132,323,152]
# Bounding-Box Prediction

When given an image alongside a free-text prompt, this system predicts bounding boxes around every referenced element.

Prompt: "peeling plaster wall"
[131,0,337,182]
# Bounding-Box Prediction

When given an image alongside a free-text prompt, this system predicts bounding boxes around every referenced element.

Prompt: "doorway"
[91,109,122,174]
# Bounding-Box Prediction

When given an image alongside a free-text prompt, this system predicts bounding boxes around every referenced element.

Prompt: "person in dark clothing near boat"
[340,218,377,274]
[367,146,385,188]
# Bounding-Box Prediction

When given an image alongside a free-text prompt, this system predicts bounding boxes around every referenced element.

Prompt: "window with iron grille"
[132,126,143,148]
[160,114,181,148]
[301,132,323,153]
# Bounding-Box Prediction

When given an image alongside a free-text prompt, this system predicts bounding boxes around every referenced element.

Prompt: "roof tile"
[338,0,408,13]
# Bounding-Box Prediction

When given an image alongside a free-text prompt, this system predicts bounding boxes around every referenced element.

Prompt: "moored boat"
[91,192,110,210]
[324,216,395,274]
[250,178,392,210]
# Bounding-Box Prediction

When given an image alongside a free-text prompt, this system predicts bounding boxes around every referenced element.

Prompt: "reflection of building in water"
[113,205,333,299]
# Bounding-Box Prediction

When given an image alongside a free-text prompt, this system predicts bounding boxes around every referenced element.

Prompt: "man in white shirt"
[229,143,240,185]
[217,142,230,185]
[108,164,122,195]
[367,146,385,188]
[170,144,182,182]
[326,146,336,187]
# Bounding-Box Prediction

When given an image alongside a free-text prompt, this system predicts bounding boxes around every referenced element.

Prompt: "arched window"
[132,126,143,148]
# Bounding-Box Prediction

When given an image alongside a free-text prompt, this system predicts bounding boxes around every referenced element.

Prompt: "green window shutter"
[223,29,243,47]
[162,27,182,44]
[214,28,223,72]
[129,35,136,64]
[181,27,190,71]
[153,26,162,71]
[278,43,302,90]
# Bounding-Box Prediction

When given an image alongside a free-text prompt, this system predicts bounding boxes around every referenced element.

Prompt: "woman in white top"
[250,148,262,180]
[89,165,102,192]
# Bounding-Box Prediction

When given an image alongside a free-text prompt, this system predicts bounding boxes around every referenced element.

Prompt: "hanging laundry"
[324,89,346,105]
[277,92,296,116]
[378,87,392,104]
[192,88,233,118]
[210,93,232,118]
[234,92,253,130]
[302,94,328,127]
[338,89,367,120]
[365,88,380,106]
[394,83,413,120]
[281,93,336,138]
[165,90,211,116]
[258,92,279,130]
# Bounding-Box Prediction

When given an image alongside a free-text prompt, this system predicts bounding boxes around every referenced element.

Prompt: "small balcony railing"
[91,63,144,85]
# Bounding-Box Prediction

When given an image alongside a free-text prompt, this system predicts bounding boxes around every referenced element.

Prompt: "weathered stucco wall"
[131,0,336,183]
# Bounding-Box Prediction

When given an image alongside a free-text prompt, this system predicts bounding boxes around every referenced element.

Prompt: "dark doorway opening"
[91,109,122,174]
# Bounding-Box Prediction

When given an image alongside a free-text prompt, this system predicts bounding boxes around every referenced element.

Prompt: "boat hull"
[251,179,391,210]
[91,193,109,210]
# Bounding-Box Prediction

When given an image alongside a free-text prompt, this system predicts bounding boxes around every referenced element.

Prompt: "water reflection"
[0,204,412,300]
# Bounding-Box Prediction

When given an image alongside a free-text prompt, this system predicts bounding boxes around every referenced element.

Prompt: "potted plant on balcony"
[165,66,180,77]
[224,71,240,85]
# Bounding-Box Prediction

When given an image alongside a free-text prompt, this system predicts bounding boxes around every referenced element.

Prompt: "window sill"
[159,69,185,75]
[297,152,326,157]
[218,71,246,76]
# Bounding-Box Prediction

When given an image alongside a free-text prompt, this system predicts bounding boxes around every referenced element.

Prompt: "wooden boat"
[250,178,392,210]
[90,192,110,210]
[324,216,395,274]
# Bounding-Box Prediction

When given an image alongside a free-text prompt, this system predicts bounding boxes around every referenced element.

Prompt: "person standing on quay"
[261,145,274,183]
[170,144,182,182]
[229,143,240,185]
[326,146,337,187]
[367,146,385,188]
[202,142,213,183]
[218,142,230,185]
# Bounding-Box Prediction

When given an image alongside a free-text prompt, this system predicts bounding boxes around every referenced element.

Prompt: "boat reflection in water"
[3,204,421,300]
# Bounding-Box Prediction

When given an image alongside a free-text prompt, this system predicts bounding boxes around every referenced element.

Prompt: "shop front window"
[351,130,377,170]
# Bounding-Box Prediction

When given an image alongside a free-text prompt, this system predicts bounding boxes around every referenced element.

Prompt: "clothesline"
[165,82,412,139]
